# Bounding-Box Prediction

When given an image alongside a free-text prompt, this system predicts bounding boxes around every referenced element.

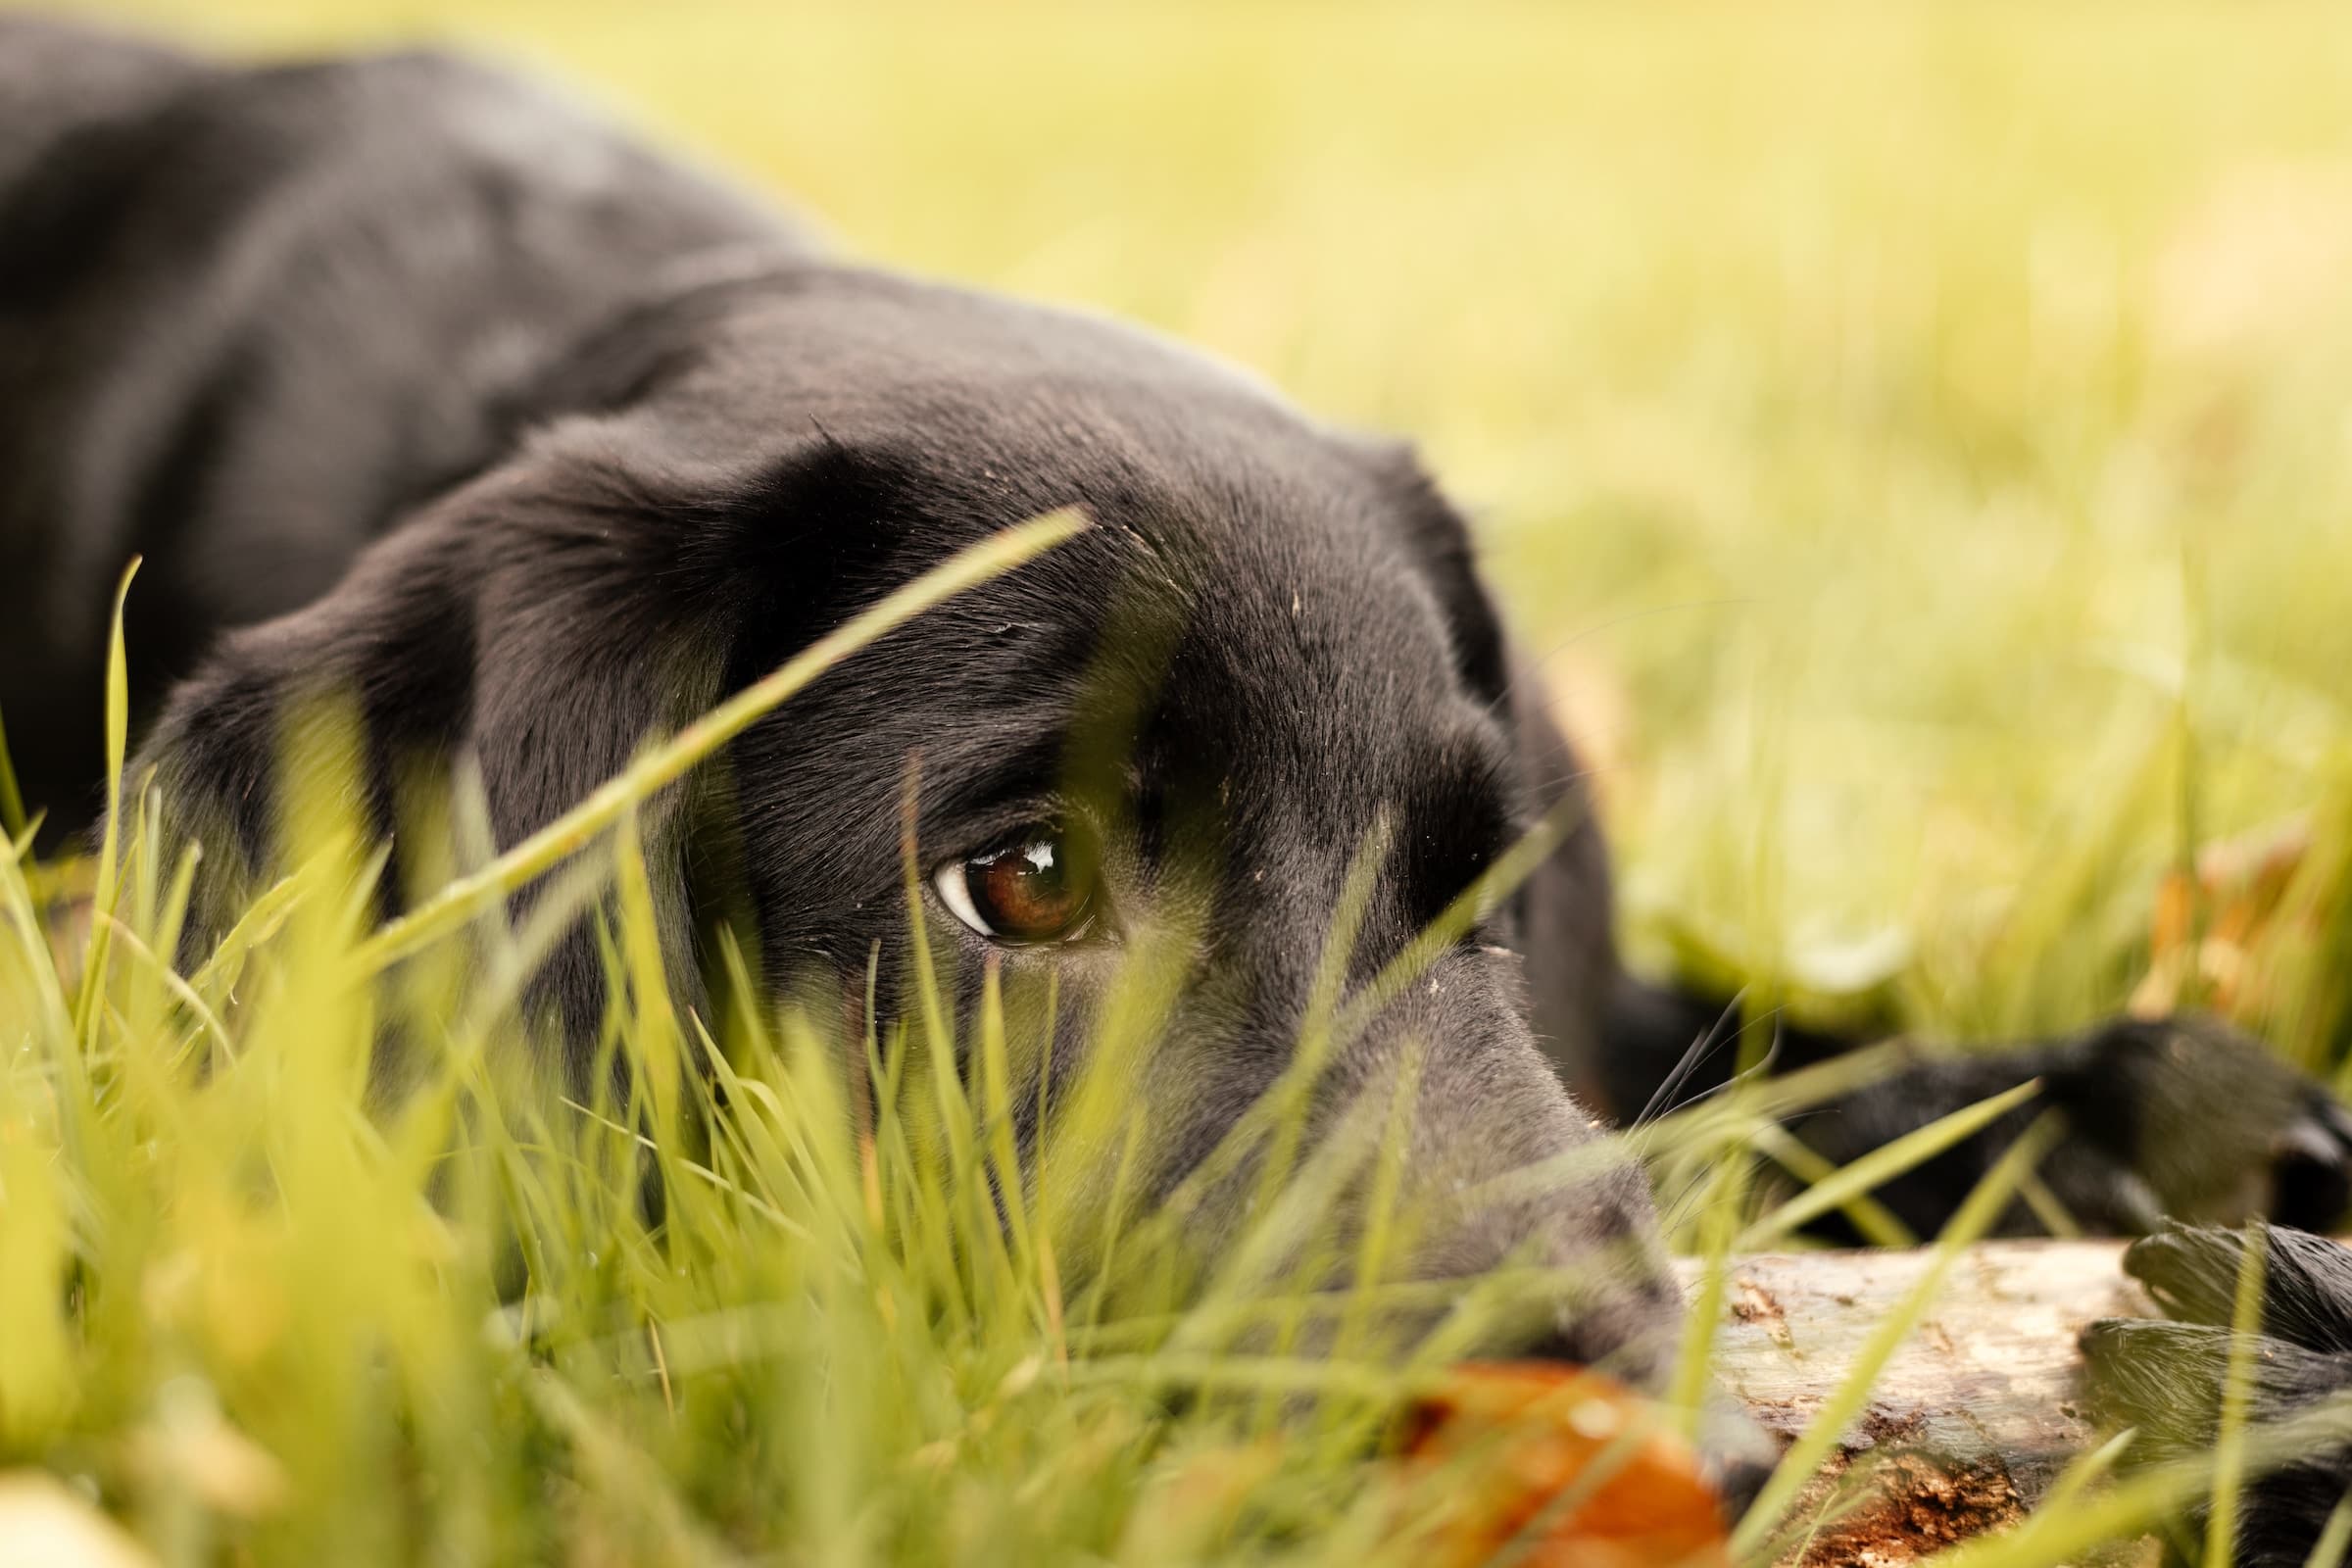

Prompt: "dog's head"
[133,262,1678,1379]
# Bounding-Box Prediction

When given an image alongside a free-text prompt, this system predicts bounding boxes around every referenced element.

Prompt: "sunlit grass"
[0,522,2299,1566]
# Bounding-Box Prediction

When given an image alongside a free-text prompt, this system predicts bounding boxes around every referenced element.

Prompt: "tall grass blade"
[2205,1218,2272,1568]
[1735,1077,2041,1250]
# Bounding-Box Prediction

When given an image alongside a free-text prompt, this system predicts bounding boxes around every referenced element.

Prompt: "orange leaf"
[1398,1363,1730,1568]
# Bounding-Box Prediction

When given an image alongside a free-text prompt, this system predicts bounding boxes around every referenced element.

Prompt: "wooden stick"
[1679,1240,2158,1565]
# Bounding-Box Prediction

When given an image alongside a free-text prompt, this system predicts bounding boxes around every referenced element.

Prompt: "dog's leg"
[1511,678,2352,1238]
[1596,977,2352,1240]
[1758,1014,2352,1238]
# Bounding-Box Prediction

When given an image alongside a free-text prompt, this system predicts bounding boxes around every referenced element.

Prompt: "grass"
[16,1,2352,1561]
[2,525,2229,1568]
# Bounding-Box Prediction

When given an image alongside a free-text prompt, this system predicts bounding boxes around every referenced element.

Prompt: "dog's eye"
[933,824,1100,944]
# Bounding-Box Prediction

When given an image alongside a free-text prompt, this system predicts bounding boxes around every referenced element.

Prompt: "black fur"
[2,16,1676,1378]
[2083,1223,2352,1564]
[7,19,2352,1544]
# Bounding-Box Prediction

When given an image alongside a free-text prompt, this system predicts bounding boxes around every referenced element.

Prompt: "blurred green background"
[62,0,2352,1050]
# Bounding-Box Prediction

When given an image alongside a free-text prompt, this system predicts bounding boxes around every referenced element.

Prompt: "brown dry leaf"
[1540,648,1634,818]
[1399,1363,1730,1568]
[0,1473,155,1568]
[2131,814,2310,1018]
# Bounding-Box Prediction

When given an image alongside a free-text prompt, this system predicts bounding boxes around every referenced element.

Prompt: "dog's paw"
[2044,1015,2352,1232]
[2082,1222,2352,1566]
[2124,1220,2352,1351]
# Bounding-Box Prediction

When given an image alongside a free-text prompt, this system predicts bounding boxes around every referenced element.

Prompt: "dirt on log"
[1678,1240,2160,1566]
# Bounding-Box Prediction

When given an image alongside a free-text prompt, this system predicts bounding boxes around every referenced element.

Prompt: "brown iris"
[934,825,1099,943]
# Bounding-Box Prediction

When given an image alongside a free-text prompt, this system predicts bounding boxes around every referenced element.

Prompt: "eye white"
[933,861,995,936]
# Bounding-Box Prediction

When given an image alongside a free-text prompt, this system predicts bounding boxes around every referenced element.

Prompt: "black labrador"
[4,19,2348,1554]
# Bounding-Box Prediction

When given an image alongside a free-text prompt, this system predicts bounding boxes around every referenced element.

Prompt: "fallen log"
[1678,1239,2157,1565]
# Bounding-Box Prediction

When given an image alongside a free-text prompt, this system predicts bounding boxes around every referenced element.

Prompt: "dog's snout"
[1303,950,1689,1388]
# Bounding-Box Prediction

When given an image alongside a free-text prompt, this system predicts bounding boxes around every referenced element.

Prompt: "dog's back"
[0,19,799,840]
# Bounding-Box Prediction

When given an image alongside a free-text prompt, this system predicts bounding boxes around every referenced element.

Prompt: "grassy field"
[14,2,2352,1562]
[82,0,2352,1054]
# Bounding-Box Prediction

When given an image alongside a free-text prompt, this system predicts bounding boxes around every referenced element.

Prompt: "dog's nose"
[1693,1414,1777,1521]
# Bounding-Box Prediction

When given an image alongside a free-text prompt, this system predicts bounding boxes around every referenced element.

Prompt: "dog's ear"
[132,490,491,968]
[1354,441,1510,708]
[1348,439,1621,1078]
[134,424,893,1052]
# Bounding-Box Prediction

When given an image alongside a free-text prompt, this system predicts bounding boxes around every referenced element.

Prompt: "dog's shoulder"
[0,17,208,204]
[1,35,787,313]
[0,26,808,842]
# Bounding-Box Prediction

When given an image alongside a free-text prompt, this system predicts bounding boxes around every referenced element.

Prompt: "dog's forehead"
[862,398,1475,756]
[684,271,1390,522]
[708,264,1296,411]
[911,438,1504,840]
[687,270,1506,800]
[682,270,1479,680]
[652,274,1523,930]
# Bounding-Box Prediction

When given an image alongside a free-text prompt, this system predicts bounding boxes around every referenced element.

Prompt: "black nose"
[1696,1417,1777,1520]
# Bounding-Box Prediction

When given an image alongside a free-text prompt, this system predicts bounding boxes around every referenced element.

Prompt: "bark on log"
[1677,1240,2157,1566]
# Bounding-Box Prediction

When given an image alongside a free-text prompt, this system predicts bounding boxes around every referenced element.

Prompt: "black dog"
[5,20,2351,1554]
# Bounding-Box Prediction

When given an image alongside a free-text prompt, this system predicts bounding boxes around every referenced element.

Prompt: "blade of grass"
[2204,1217,2271,1567]
[1744,1120,1917,1249]
[1735,1077,2041,1250]
[1669,1119,1751,1434]
[1924,1388,2352,1568]
[2035,1428,2138,1518]
[1331,790,1589,1050]
[72,558,139,1048]
[2305,1494,2352,1568]
[88,911,231,1057]
[0,701,26,845]
[1250,818,1390,1220]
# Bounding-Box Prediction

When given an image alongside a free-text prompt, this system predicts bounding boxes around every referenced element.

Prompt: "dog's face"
[139,264,1677,1376]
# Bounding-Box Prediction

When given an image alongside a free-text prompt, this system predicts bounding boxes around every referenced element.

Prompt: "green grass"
[18,2,2352,1561]
[1,525,2235,1568]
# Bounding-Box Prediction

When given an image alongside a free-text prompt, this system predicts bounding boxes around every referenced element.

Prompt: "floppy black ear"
[133,489,489,965]
[1354,442,1511,709]
[139,419,924,1054]
[132,427,838,1054]
[1350,439,1622,1088]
